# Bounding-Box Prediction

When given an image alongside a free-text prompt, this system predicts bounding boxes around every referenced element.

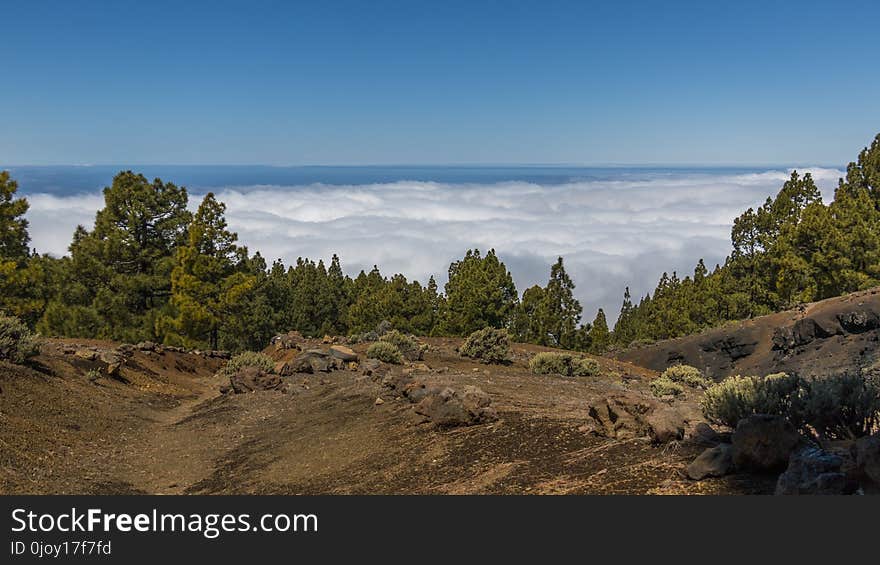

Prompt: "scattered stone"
[74,349,98,361]
[274,360,295,377]
[330,345,358,362]
[731,414,800,472]
[105,362,122,378]
[587,391,687,444]
[691,422,726,447]
[271,331,305,351]
[645,408,686,444]
[374,397,385,405]
[410,363,430,372]
[288,350,335,373]
[855,432,880,485]
[413,386,497,427]
[136,341,157,352]
[229,366,282,393]
[687,444,734,480]
[775,446,850,495]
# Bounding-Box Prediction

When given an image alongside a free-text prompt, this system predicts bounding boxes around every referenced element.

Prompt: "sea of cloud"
[23,167,843,324]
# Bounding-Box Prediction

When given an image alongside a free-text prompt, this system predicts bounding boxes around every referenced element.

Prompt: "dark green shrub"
[220,350,275,377]
[366,341,403,364]
[0,314,40,363]
[802,374,880,439]
[459,327,511,364]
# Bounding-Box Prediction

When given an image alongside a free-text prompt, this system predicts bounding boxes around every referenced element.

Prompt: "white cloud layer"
[23,168,843,324]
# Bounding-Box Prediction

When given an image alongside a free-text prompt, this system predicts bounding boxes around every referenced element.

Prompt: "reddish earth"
[616,287,880,380]
[0,334,779,495]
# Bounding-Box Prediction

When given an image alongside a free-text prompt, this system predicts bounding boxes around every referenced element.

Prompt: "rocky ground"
[3,306,878,495]
[616,287,880,380]
[0,333,776,495]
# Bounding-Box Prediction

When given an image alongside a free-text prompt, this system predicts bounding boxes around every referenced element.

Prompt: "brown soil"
[616,287,880,380]
[1,337,774,495]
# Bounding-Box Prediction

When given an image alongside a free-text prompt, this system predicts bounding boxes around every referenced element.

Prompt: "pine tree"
[535,257,582,349]
[587,309,610,354]
[612,286,636,346]
[0,171,30,260]
[40,171,191,341]
[162,193,254,349]
[441,249,518,335]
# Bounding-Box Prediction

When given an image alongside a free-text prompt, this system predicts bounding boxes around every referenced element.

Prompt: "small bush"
[572,357,600,377]
[699,372,878,439]
[660,364,711,389]
[0,314,41,364]
[529,352,574,375]
[650,376,685,397]
[459,327,511,364]
[380,330,424,360]
[220,351,275,377]
[803,374,880,439]
[366,341,403,364]
[700,374,805,428]
[529,352,600,377]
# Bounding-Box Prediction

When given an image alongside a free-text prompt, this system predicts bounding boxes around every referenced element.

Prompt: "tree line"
[612,133,880,346]
[0,171,607,352]
[2,132,877,353]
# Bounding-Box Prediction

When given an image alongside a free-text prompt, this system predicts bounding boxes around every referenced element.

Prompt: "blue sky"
[3,0,879,165]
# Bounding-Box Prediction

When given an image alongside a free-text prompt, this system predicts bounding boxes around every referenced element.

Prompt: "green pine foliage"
[613,134,880,346]
[3,132,880,355]
[440,249,518,335]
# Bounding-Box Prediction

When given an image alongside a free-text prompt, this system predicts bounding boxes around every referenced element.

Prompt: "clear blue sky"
[3,0,878,166]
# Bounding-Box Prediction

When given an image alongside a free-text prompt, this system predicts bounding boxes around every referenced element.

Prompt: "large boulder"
[229,366,282,393]
[330,345,358,362]
[414,386,498,427]
[587,392,686,444]
[271,331,305,351]
[775,446,850,495]
[855,433,880,485]
[287,350,337,374]
[645,407,686,444]
[731,414,801,472]
[687,444,734,480]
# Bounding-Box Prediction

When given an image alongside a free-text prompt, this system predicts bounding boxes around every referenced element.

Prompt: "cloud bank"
[22,168,843,324]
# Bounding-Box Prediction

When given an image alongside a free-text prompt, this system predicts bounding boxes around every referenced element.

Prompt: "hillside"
[0,335,774,495]
[615,287,880,379]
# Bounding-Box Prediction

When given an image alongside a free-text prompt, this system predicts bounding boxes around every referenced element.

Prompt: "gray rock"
[229,366,282,393]
[690,422,727,447]
[855,433,880,485]
[687,444,734,480]
[732,414,800,471]
[330,345,359,362]
[414,386,497,427]
[775,446,849,495]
